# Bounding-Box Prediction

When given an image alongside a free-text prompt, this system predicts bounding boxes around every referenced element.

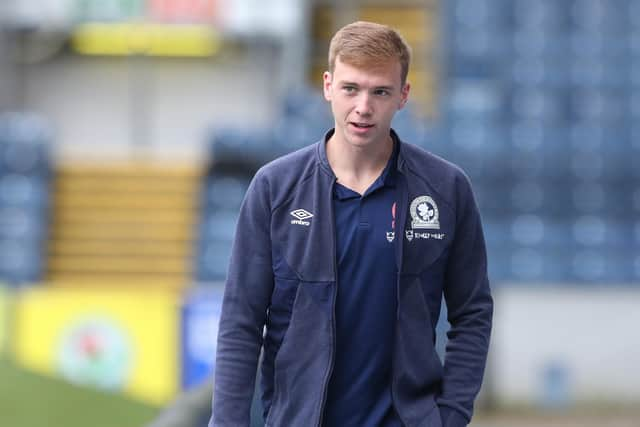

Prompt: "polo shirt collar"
[318,128,403,179]
[325,129,400,200]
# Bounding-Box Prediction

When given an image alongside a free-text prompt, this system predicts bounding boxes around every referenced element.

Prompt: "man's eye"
[343,86,356,93]
[375,89,390,96]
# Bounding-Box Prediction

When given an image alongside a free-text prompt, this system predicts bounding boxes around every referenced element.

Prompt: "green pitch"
[0,357,160,427]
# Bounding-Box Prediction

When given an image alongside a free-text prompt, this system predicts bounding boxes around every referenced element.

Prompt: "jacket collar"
[317,128,405,178]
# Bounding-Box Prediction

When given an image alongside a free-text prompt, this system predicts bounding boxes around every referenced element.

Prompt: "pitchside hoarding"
[13,287,179,405]
[0,286,8,355]
[180,286,223,389]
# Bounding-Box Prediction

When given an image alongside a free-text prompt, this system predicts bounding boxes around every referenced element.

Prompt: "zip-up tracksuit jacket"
[211,130,493,427]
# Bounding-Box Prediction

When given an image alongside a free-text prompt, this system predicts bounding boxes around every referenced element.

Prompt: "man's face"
[323,57,410,150]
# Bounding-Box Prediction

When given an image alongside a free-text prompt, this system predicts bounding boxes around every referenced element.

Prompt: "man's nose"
[355,93,373,115]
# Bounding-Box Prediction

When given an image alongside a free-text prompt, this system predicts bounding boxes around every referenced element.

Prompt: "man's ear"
[399,82,411,109]
[323,71,333,101]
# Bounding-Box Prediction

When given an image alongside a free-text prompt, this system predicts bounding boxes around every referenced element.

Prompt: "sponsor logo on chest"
[290,209,313,226]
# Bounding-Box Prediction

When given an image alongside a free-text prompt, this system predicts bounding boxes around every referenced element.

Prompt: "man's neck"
[326,132,394,195]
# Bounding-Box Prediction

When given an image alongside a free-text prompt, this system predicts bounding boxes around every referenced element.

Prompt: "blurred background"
[0,0,639,426]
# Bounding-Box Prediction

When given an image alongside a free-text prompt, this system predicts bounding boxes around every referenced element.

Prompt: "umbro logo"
[291,209,313,220]
[290,209,313,226]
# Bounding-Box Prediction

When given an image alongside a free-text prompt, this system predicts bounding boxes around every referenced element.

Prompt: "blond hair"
[328,21,412,85]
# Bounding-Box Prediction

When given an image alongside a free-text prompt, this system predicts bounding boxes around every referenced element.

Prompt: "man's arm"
[210,170,274,427]
[437,173,493,427]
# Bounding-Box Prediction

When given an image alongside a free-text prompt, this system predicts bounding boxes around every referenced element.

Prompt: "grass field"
[4,355,638,427]
[472,411,640,427]
[0,357,160,427]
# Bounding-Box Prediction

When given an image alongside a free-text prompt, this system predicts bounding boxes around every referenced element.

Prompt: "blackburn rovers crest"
[409,195,440,230]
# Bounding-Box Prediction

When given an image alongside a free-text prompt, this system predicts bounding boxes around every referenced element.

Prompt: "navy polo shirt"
[323,144,402,427]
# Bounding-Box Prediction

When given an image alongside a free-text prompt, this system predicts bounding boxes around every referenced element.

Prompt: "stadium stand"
[442,0,639,285]
[0,113,52,285]
[46,164,200,288]
[195,0,640,286]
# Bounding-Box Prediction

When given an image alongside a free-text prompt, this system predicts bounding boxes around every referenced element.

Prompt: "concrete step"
[48,255,191,275]
[49,239,192,257]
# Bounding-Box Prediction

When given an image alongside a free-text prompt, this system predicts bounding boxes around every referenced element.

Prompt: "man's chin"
[345,135,381,150]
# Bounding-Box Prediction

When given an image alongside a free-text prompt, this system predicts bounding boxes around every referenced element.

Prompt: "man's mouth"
[351,122,374,129]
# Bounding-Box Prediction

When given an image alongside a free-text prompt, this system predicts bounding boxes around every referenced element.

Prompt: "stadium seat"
[511,30,571,59]
[631,253,640,282]
[570,57,631,88]
[507,87,569,122]
[195,240,233,282]
[271,116,327,155]
[0,207,47,240]
[0,174,49,209]
[198,211,238,242]
[511,0,569,32]
[444,80,504,120]
[510,57,572,87]
[450,0,509,30]
[200,175,250,212]
[208,128,273,172]
[445,121,509,181]
[0,238,43,284]
[569,248,632,284]
[569,0,630,34]
[0,113,52,178]
[569,88,628,122]
[281,88,332,125]
[194,169,253,283]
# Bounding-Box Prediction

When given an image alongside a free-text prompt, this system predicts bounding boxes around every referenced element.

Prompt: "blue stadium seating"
[569,249,631,284]
[443,0,639,285]
[0,207,47,240]
[0,175,49,210]
[510,57,573,88]
[507,86,570,123]
[568,0,631,34]
[195,200,243,283]
[200,175,250,212]
[199,211,239,242]
[0,113,52,285]
[510,0,570,32]
[0,113,52,178]
[195,240,233,282]
[0,239,44,283]
[444,80,504,120]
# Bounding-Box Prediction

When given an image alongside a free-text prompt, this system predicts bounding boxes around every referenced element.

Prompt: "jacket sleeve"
[210,169,274,427]
[437,172,493,427]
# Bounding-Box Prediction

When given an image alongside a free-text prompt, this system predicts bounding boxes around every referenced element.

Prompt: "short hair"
[328,21,412,85]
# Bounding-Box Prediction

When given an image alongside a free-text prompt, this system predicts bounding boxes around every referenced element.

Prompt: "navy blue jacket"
[211,131,493,427]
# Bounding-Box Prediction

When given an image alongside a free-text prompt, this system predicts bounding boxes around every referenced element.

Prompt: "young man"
[211,21,493,427]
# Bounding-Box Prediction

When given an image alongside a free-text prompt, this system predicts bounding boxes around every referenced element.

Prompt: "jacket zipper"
[391,172,410,427]
[316,176,338,427]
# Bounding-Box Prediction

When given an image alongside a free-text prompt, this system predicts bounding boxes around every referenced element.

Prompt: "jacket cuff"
[438,405,469,427]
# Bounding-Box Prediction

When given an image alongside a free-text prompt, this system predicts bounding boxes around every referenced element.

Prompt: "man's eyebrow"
[337,80,359,86]
[373,85,395,91]
[337,81,395,91]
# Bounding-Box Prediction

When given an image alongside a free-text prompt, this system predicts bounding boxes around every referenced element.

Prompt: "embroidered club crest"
[409,195,440,230]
